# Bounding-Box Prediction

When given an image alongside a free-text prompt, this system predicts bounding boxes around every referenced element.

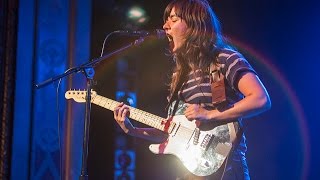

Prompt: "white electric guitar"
[65,90,238,176]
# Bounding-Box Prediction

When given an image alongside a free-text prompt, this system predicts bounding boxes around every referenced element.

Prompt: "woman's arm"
[184,72,271,122]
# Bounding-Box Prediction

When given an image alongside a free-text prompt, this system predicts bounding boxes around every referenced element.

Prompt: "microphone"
[114,29,166,39]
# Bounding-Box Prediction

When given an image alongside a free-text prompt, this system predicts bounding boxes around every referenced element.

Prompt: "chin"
[172,47,182,53]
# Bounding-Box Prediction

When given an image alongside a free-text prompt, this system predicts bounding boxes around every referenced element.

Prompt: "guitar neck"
[91,94,175,133]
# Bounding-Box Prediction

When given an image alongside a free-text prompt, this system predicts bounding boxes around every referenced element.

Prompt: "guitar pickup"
[200,134,213,150]
[193,128,200,145]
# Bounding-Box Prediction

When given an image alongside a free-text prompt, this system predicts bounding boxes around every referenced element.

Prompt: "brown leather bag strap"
[210,62,227,105]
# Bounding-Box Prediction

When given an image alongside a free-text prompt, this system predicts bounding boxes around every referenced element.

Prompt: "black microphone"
[114,29,166,39]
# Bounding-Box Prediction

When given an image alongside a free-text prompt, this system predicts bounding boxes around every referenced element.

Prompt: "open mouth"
[166,34,174,51]
[166,34,173,42]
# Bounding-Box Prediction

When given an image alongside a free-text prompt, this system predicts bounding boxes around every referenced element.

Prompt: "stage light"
[127,6,145,20]
[114,170,135,180]
[114,149,136,170]
[116,91,137,107]
[137,17,147,23]
[126,6,149,25]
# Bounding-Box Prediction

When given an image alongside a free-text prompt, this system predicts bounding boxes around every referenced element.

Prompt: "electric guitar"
[65,90,238,176]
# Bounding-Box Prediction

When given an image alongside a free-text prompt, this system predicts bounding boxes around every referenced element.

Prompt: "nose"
[163,20,170,31]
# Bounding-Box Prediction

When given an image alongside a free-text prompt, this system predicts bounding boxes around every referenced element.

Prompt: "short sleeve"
[217,49,257,91]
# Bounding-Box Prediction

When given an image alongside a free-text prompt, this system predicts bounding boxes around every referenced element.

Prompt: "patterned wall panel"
[31,1,69,179]
[13,0,91,179]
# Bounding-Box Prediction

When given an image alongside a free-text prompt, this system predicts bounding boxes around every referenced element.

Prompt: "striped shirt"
[179,48,256,109]
[177,48,257,160]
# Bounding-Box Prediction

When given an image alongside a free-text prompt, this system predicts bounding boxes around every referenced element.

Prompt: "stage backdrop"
[11,0,91,179]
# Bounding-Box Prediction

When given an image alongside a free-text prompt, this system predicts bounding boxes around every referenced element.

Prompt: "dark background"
[87,0,320,179]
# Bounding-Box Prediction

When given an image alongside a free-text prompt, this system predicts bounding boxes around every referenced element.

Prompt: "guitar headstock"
[65,90,97,103]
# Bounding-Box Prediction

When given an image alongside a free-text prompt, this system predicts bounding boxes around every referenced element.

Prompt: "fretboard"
[91,94,175,133]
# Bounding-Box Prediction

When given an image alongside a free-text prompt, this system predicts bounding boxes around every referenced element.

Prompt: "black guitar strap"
[166,93,181,117]
[231,121,244,149]
[171,99,180,116]
[166,72,187,116]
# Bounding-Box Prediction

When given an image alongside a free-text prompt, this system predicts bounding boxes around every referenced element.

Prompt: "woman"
[114,0,271,179]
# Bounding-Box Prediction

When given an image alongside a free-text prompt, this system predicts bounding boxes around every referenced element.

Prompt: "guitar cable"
[220,155,228,180]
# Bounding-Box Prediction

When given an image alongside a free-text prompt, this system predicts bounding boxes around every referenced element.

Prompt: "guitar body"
[149,115,233,177]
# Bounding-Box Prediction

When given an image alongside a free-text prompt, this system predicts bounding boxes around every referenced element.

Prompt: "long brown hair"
[164,0,229,99]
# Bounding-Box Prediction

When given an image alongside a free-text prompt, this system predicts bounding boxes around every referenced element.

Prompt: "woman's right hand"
[113,102,132,133]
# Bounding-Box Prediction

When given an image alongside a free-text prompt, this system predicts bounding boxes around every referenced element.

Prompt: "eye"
[169,15,179,22]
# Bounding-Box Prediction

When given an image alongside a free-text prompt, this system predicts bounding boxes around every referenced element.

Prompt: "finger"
[113,110,118,119]
[185,114,193,121]
[118,105,129,116]
[114,102,124,110]
[185,106,195,115]
[114,106,120,119]
[184,111,191,120]
[120,109,128,122]
[185,105,192,113]
[113,102,124,117]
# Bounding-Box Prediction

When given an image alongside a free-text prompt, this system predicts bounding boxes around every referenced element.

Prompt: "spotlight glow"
[127,6,145,20]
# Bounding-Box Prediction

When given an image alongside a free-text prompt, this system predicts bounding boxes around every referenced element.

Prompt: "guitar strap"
[171,99,180,116]
[209,62,227,105]
[166,71,188,116]
[209,61,244,153]
[230,120,244,149]
[166,87,182,117]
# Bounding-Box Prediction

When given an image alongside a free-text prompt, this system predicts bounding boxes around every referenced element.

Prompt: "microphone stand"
[35,37,146,180]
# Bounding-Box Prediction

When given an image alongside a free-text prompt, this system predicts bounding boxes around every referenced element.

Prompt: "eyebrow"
[169,14,179,19]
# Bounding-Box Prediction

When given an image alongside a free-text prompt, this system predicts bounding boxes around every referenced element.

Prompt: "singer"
[113,0,271,179]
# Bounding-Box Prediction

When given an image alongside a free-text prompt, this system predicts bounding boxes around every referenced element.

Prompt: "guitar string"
[95,95,195,134]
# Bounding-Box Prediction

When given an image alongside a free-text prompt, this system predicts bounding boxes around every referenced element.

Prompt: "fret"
[96,96,105,107]
[105,98,112,109]
[109,99,117,111]
[91,93,97,103]
[93,95,102,106]
[101,97,108,109]
[97,96,103,106]
[106,98,113,109]
[133,109,143,122]
[130,109,138,119]
[97,96,104,107]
